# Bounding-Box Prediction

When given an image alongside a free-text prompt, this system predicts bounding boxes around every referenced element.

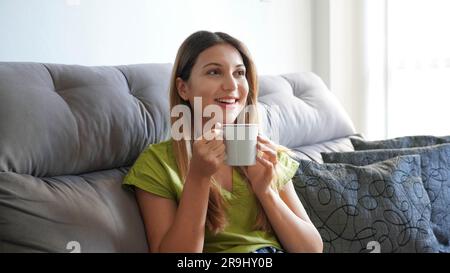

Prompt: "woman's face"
[177,43,249,125]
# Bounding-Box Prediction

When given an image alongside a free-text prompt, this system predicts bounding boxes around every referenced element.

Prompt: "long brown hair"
[169,31,285,235]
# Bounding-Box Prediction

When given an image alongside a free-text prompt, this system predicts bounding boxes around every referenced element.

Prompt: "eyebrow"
[202,63,245,69]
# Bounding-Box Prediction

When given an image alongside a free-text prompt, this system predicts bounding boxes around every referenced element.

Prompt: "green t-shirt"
[123,139,300,253]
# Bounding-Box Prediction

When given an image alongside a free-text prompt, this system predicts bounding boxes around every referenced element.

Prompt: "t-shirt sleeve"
[276,150,300,188]
[123,148,176,200]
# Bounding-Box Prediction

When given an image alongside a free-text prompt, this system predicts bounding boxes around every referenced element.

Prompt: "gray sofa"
[0,62,356,252]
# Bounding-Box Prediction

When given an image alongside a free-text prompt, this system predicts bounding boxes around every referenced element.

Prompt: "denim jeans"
[252,246,284,253]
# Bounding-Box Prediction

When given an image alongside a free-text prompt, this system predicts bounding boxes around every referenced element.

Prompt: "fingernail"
[257,150,264,158]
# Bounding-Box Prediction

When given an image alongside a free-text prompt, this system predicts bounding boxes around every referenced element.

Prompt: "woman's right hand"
[189,123,225,179]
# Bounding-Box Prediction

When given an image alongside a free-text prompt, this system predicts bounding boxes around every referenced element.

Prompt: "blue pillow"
[351,135,450,150]
[293,155,439,253]
[321,144,450,253]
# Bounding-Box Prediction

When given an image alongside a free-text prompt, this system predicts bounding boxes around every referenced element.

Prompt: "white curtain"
[318,0,450,140]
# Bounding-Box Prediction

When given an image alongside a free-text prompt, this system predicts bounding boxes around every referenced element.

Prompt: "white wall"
[312,0,330,87]
[312,0,369,138]
[0,0,312,75]
[329,0,367,137]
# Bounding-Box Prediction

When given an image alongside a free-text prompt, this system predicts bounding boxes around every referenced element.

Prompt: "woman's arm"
[136,171,211,253]
[246,135,323,253]
[137,124,225,253]
[257,180,323,253]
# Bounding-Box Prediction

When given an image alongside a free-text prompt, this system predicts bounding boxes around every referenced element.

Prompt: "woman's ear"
[176,77,189,101]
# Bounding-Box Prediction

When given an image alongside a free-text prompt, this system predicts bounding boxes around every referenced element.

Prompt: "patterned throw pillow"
[351,135,450,150]
[293,155,440,253]
[321,144,450,253]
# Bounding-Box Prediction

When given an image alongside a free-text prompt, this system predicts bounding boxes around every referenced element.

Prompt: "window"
[387,0,450,137]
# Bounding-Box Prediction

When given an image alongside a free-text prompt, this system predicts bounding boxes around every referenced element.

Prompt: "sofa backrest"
[0,62,355,178]
[0,63,172,177]
[257,73,355,148]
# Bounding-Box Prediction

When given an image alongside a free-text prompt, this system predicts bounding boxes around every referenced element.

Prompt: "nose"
[222,73,238,91]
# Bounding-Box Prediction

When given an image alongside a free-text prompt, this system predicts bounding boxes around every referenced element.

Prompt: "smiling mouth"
[214,98,239,107]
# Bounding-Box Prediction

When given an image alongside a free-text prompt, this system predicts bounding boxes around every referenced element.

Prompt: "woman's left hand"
[246,135,278,198]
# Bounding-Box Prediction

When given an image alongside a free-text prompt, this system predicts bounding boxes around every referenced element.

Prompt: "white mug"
[223,124,258,166]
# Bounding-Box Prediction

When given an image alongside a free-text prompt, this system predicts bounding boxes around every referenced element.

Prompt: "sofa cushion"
[321,144,450,252]
[0,63,172,177]
[0,168,147,252]
[293,155,440,253]
[351,135,450,150]
[290,136,356,163]
[257,73,356,148]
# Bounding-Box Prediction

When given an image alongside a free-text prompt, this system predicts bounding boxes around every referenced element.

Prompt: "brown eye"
[207,69,221,76]
[236,70,246,77]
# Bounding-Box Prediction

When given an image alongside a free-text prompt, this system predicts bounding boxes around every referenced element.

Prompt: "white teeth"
[216,98,237,104]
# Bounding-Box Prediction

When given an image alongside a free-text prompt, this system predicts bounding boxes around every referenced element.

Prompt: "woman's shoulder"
[128,139,175,171]
[147,138,173,155]
[124,138,178,199]
[140,139,174,160]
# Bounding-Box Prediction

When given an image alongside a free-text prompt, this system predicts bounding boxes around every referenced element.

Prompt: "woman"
[123,31,323,253]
